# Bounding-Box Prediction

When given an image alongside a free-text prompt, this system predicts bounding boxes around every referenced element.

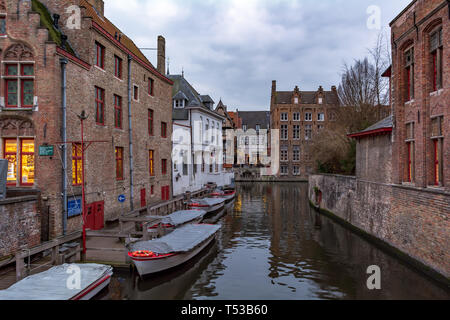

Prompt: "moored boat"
[0,263,113,300]
[187,197,225,214]
[128,224,221,277]
[147,209,207,230]
[209,188,236,203]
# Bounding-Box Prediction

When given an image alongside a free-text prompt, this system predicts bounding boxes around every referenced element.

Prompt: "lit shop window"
[4,138,35,186]
[4,63,34,108]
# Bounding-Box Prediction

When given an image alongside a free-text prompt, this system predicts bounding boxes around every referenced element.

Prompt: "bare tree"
[368,32,391,106]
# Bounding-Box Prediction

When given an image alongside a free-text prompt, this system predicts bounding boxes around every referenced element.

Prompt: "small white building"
[169,75,233,196]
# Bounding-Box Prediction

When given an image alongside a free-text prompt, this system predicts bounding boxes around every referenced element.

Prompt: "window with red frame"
[95,87,105,125]
[0,16,6,36]
[133,85,139,101]
[95,42,105,69]
[162,159,167,175]
[72,143,83,186]
[114,95,122,129]
[148,109,154,136]
[148,77,154,96]
[405,122,415,183]
[430,28,443,92]
[114,55,122,79]
[4,63,34,108]
[161,122,167,138]
[404,47,414,102]
[149,150,155,176]
[115,147,124,181]
[431,116,444,186]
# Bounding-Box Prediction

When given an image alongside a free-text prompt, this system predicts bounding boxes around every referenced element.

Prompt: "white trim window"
[281,113,288,121]
[305,112,312,121]
[174,99,185,108]
[280,165,288,176]
[318,113,325,121]
[293,166,300,176]
[293,112,300,121]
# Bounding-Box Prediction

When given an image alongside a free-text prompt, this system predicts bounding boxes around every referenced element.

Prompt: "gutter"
[60,57,68,235]
[127,55,134,210]
[348,128,393,139]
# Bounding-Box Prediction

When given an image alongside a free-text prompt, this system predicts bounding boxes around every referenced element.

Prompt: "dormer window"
[294,97,299,104]
[318,97,323,104]
[174,99,185,108]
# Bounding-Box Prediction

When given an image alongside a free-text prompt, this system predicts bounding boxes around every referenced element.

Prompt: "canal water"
[99,183,449,300]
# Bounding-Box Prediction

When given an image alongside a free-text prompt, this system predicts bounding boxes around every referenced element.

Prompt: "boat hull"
[71,271,113,300]
[130,234,217,277]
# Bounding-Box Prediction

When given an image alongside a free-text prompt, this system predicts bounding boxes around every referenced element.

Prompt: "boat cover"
[0,263,112,300]
[153,210,207,227]
[129,224,221,254]
[191,198,225,206]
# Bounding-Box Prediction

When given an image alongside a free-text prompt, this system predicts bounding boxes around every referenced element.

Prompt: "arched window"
[3,43,35,109]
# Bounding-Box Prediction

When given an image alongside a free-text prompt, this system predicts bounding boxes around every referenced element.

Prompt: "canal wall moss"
[308,174,450,285]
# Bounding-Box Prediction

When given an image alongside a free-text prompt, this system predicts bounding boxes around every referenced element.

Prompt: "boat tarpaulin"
[0,263,112,300]
[192,198,225,206]
[129,224,221,254]
[156,210,207,227]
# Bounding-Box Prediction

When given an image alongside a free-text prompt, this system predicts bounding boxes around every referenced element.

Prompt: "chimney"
[157,35,166,75]
[86,0,104,17]
[272,80,276,94]
[331,85,337,92]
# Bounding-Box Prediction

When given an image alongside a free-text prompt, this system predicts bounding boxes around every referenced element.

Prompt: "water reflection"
[100,183,450,300]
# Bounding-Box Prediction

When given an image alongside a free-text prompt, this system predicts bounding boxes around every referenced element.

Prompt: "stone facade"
[0,0,173,240]
[309,174,450,279]
[0,195,40,258]
[390,0,449,191]
[270,81,339,179]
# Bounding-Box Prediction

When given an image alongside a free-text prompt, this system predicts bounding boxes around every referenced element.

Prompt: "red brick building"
[270,81,339,178]
[390,0,449,191]
[0,0,173,243]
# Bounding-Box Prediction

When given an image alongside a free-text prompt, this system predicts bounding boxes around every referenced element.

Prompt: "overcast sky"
[105,0,411,111]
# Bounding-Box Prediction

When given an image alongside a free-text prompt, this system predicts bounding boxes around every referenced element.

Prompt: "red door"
[86,204,95,230]
[85,201,105,230]
[161,186,170,201]
[94,201,104,230]
[140,188,146,208]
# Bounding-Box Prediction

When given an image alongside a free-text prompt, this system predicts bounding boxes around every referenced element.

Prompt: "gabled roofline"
[389,0,417,27]
[92,21,173,85]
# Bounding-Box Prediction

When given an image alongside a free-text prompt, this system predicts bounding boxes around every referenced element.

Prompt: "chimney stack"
[157,36,166,75]
[272,80,277,94]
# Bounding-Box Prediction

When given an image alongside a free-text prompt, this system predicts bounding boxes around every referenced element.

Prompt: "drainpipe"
[127,55,134,210]
[60,58,68,235]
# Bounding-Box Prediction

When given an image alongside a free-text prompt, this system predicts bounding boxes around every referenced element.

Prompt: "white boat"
[147,209,207,230]
[209,189,236,203]
[187,198,225,214]
[0,263,113,300]
[128,224,221,277]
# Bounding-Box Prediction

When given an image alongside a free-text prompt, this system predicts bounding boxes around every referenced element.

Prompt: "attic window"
[0,16,6,36]
[174,100,184,108]
[294,97,299,104]
[318,98,323,104]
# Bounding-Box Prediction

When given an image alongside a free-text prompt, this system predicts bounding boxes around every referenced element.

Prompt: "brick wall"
[355,133,393,183]
[391,0,449,191]
[0,0,173,239]
[309,174,450,279]
[0,196,40,258]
